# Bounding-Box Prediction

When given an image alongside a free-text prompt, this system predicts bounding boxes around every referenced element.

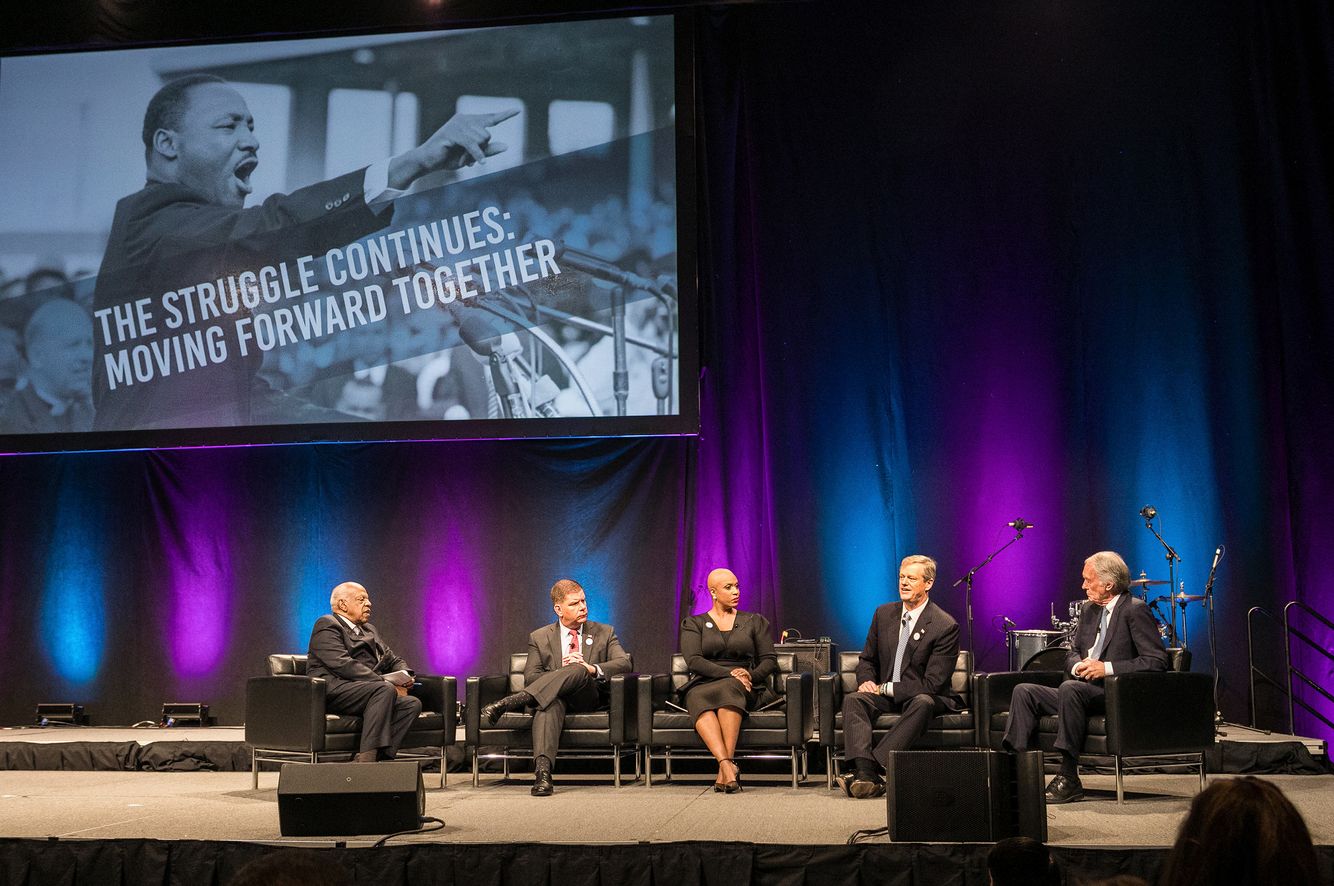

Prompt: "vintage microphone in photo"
[530,374,561,418]
[458,313,530,419]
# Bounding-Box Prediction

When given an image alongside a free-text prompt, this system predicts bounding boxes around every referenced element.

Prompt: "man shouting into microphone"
[93,73,517,431]
[480,579,632,795]
[1003,551,1168,803]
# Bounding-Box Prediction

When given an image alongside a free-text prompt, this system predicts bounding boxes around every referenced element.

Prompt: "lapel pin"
[585,636,593,646]
[705,622,713,628]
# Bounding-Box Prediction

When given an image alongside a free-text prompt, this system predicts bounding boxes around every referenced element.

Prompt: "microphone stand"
[952,523,1028,658]
[1141,515,1182,646]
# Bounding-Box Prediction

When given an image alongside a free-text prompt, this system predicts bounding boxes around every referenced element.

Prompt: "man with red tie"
[307,581,421,763]
[480,579,632,795]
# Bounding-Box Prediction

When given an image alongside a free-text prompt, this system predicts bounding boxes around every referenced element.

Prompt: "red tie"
[568,629,578,654]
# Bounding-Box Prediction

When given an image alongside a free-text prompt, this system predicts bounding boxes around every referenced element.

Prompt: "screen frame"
[0,10,699,455]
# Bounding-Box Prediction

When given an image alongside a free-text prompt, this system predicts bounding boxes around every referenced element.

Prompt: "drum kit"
[1006,572,1209,671]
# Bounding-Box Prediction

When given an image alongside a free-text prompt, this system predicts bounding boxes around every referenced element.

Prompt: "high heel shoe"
[722,758,742,794]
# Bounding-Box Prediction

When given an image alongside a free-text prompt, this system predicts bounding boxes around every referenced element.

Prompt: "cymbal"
[1129,578,1170,587]
[1174,593,1207,603]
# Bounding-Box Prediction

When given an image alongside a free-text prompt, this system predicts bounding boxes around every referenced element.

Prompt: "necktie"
[568,629,578,654]
[1087,605,1110,660]
[891,614,911,682]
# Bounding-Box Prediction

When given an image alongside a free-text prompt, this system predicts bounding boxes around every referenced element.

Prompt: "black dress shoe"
[1044,774,1085,804]
[531,766,554,797]
[834,771,856,797]
[849,775,885,800]
[481,691,534,725]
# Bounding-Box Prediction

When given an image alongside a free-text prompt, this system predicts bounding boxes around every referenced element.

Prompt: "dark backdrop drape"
[1,0,1330,740]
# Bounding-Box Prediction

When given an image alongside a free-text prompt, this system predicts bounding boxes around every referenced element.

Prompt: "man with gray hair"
[1004,551,1168,803]
[307,581,421,763]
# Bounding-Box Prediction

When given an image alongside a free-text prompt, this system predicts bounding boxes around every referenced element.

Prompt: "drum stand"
[1141,511,1183,646]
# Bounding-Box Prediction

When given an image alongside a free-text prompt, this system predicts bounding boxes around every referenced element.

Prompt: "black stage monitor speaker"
[886,750,1046,842]
[278,761,424,836]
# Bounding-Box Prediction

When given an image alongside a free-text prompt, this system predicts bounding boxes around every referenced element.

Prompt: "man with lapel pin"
[836,554,963,799]
[1003,551,1169,803]
[307,581,421,763]
[480,578,632,795]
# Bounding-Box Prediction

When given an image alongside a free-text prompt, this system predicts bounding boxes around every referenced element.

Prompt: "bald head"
[707,567,741,611]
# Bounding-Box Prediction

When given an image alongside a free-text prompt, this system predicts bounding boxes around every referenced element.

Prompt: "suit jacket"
[855,599,963,709]
[524,620,632,687]
[1063,594,1168,678]
[306,613,411,690]
[92,170,391,431]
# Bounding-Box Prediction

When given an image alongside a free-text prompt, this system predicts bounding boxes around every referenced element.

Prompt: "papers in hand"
[383,670,414,687]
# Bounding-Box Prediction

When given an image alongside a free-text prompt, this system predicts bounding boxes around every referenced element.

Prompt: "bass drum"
[1022,647,1069,673]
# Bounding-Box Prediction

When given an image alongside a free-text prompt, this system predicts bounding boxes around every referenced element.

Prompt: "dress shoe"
[849,775,885,799]
[481,691,534,726]
[531,765,554,797]
[834,771,856,798]
[1044,774,1085,804]
[353,750,378,763]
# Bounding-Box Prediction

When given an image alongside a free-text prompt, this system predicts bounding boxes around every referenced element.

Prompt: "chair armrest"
[785,671,814,745]
[636,673,672,746]
[245,675,327,752]
[410,675,457,744]
[464,674,510,745]
[973,671,1063,749]
[607,673,639,743]
[1105,671,1215,756]
[816,674,839,747]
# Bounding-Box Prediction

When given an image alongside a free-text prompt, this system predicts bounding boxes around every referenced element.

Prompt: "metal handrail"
[1283,601,1334,735]
[1247,606,1285,729]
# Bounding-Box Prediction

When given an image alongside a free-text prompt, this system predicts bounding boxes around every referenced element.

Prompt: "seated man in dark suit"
[836,554,963,799]
[1004,550,1169,803]
[480,578,632,796]
[307,581,421,763]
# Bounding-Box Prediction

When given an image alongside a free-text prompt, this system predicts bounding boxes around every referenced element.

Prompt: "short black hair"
[142,74,228,153]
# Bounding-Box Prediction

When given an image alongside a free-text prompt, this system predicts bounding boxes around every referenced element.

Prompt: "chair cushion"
[493,711,610,729]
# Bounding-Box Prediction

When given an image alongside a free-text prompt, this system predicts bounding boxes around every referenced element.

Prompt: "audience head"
[550,578,587,628]
[987,836,1059,886]
[898,554,936,610]
[1157,776,1318,886]
[330,581,372,624]
[1082,550,1130,604]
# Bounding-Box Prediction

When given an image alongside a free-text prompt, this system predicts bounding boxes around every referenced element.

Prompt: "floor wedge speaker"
[885,749,1046,842]
[278,761,424,836]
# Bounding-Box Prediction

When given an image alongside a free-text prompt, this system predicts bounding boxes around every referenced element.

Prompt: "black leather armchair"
[464,653,639,787]
[817,650,975,789]
[975,648,1213,803]
[636,652,813,787]
[245,654,457,789]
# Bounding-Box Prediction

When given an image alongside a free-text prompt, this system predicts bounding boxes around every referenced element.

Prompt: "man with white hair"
[1004,551,1169,803]
[307,581,421,763]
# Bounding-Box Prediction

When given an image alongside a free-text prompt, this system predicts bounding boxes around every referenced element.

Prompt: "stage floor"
[1,769,1331,848]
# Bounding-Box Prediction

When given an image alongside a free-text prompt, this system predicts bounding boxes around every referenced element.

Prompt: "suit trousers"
[1003,679,1106,758]
[525,664,602,767]
[325,679,423,756]
[842,691,946,769]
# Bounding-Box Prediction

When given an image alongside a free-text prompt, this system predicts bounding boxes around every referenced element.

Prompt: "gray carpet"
[1,770,1331,847]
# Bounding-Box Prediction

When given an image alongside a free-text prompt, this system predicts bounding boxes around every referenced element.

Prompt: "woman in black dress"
[679,567,778,792]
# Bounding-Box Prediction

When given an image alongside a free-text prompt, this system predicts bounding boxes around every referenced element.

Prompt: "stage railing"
[1246,601,1334,735]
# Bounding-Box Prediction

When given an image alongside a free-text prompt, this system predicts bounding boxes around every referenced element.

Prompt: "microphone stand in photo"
[952,519,1032,658]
